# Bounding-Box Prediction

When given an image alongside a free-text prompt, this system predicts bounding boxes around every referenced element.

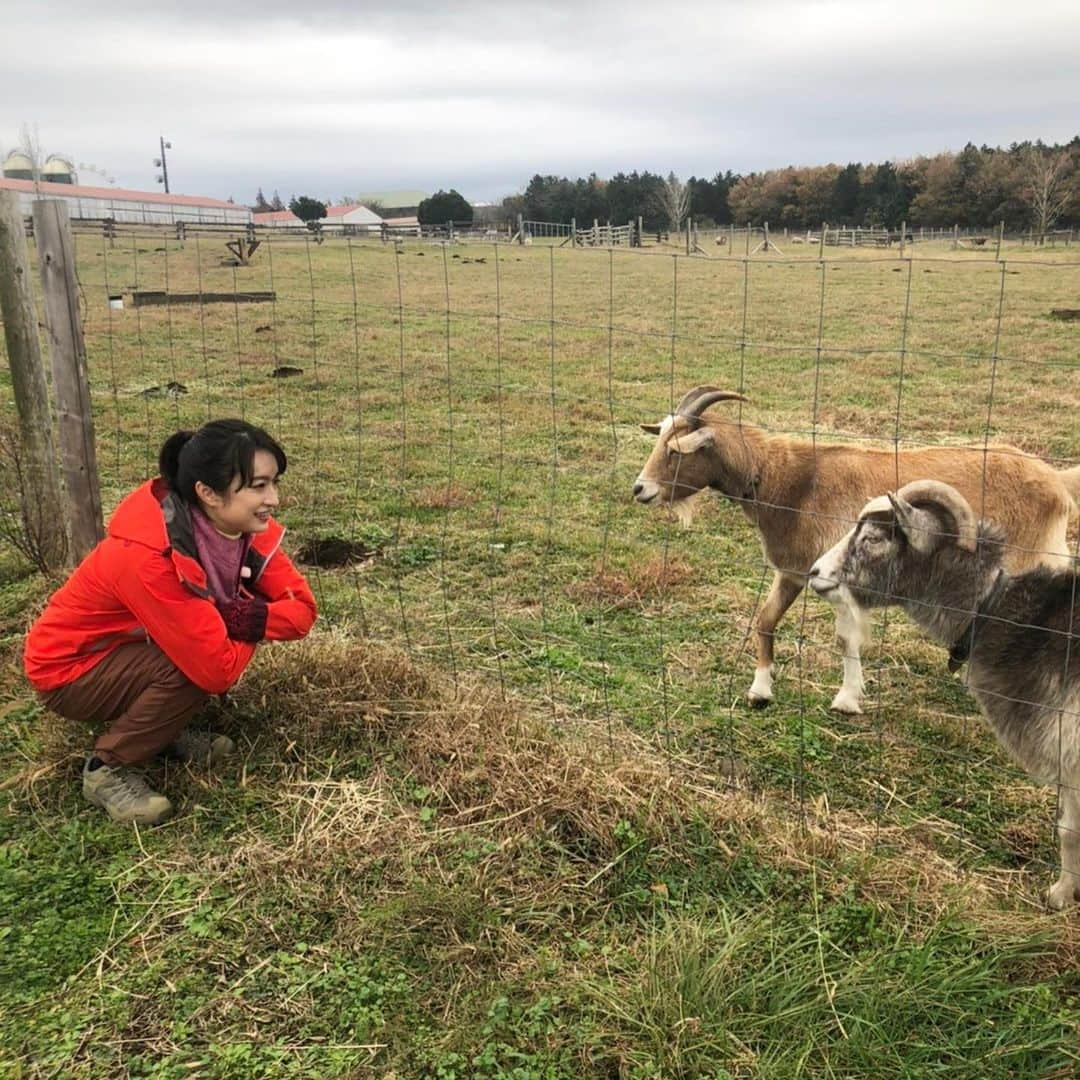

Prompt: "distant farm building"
[252,209,300,228]
[354,190,428,217]
[325,203,383,231]
[3,151,78,184]
[2,151,37,180]
[253,204,384,233]
[0,175,251,225]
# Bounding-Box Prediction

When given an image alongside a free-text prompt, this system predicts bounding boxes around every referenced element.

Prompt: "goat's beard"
[668,491,705,529]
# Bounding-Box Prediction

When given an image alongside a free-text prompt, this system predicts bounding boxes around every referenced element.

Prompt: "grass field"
[2,229,1079,1076]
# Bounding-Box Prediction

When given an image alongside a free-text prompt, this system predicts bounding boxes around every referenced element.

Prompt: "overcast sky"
[3,0,1078,204]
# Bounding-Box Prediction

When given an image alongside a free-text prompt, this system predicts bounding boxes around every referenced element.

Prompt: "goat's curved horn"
[674,386,749,417]
[893,480,978,552]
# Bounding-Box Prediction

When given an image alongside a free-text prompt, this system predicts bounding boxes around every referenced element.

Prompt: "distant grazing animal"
[633,386,1080,714]
[809,480,1080,909]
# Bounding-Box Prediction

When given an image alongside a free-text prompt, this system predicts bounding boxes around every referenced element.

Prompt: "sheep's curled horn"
[887,479,979,553]
[673,386,749,430]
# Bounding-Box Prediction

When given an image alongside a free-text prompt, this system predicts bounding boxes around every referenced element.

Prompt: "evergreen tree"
[831,163,862,223]
[289,195,327,224]
[864,161,909,225]
[417,189,473,225]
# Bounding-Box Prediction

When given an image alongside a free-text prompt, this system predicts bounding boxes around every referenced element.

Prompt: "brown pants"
[40,642,210,766]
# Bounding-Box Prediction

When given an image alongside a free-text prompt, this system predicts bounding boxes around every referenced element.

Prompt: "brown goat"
[633,386,1080,713]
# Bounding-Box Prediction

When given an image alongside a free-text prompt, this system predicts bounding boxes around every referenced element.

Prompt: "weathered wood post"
[0,191,67,569]
[32,198,103,562]
[952,223,959,249]
[899,219,906,258]
[571,217,576,246]
[995,220,1004,260]
[517,213,524,244]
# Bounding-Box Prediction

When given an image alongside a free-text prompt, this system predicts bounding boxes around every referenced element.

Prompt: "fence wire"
[5,224,1080,900]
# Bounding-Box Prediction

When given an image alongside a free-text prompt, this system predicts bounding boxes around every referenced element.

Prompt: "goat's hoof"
[746,692,772,709]
[829,691,863,715]
[1046,880,1080,911]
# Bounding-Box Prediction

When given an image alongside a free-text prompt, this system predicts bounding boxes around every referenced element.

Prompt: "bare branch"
[0,425,68,573]
[1022,147,1075,239]
[658,172,692,232]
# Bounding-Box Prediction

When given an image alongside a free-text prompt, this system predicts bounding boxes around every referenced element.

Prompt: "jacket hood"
[107,479,174,550]
[108,479,285,570]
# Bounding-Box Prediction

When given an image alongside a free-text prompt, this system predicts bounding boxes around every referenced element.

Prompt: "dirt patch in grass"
[295,535,380,567]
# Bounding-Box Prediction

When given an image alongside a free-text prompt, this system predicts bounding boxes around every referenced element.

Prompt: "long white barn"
[0,176,251,226]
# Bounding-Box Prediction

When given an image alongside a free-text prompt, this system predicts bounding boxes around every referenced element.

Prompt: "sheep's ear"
[641,423,662,435]
[886,491,937,553]
[669,427,716,454]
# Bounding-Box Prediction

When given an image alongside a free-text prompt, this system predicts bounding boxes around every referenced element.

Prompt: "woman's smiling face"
[195,449,281,536]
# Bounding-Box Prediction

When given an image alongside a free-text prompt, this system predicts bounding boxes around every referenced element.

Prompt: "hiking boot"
[83,759,173,825]
[163,729,236,768]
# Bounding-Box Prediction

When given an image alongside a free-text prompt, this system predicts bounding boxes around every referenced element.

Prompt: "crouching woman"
[24,419,317,825]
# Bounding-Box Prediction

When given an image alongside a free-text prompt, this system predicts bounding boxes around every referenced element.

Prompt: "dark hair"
[158,419,287,503]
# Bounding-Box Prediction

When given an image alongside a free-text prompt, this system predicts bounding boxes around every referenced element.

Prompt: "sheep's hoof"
[747,692,771,709]
[829,691,863,715]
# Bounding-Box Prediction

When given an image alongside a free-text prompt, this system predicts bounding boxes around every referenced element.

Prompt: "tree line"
[504,138,1079,232]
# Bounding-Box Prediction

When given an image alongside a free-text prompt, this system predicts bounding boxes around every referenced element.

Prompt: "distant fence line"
[514,217,640,248]
[5,189,1076,254]
[17,205,1076,262]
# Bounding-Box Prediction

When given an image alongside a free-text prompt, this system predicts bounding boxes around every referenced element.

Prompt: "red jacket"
[24,478,317,694]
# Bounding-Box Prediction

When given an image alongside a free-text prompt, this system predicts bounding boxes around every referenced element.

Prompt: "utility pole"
[154,136,172,193]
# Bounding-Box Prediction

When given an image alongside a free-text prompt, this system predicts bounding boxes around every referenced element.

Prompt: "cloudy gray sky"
[3,0,1078,204]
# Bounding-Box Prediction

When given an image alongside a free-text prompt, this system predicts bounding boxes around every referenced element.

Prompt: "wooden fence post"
[0,191,68,569]
[517,214,524,244]
[899,219,906,259]
[819,222,826,259]
[32,198,103,562]
[952,223,958,250]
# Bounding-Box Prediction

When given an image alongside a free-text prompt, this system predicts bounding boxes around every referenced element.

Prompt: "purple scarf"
[190,508,253,603]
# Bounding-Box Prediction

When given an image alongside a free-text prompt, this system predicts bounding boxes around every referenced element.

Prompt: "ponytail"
[158,430,196,492]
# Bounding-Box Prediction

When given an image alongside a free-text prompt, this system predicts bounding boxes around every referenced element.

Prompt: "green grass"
[2,230,1079,1076]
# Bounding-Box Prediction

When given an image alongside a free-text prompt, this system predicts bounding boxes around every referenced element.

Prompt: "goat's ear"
[669,427,716,454]
[640,423,662,435]
[886,491,937,554]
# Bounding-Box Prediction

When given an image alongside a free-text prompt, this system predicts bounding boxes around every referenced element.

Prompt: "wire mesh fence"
[3,221,1080,899]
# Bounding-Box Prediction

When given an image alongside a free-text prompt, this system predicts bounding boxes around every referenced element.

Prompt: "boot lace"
[104,767,157,809]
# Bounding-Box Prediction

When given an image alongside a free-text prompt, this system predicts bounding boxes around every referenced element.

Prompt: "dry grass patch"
[216,632,1080,937]
[412,483,478,510]
[567,555,693,609]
